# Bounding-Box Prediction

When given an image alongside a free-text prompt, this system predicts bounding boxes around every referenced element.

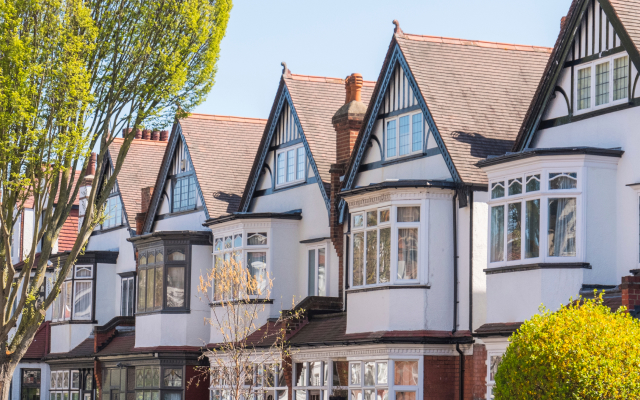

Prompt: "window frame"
[120,275,135,317]
[349,203,424,289]
[211,362,287,400]
[488,169,582,268]
[21,368,41,400]
[574,53,631,115]
[275,143,306,188]
[52,264,95,323]
[101,193,123,230]
[384,111,424,161]
[307,243,329,297]
[343,358,422,400]
[171,172,198,213]
[137,245,190,314]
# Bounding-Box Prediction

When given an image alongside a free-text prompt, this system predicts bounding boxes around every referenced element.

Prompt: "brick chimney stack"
[78,152,97,233]
[330,73,367,302]
[621,275,640,315]
[135,186,154,235]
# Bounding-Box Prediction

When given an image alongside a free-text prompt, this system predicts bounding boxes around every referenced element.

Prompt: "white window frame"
[574,53,631,115]
[346,358,421,400]
[384,111,424,161]
[121,276,135,317]
[52,265,94,322]
[350,203,425,289]
[275,143,305,188]
[487,169,582,268]
[307,243,330,297]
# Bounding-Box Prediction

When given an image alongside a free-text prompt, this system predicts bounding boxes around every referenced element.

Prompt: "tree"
[0,0,231,396]
[494,293,640,400]
[197,257,304,400]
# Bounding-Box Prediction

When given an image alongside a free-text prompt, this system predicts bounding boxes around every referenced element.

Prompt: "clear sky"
[193,0,573,119]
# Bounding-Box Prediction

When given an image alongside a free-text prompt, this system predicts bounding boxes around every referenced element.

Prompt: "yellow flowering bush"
[494,293,640,399]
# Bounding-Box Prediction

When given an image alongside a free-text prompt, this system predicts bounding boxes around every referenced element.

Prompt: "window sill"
[136,309,191,316]
[209,299,274,307]
[382,152,425,167]
[346,284,430,294]
[275,180,306,191]
[484,262,591,275]
[50,320,97,326]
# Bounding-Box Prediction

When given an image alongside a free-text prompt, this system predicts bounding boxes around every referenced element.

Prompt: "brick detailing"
[136,186,154,235]
[621,275,640,312]
[94,359,103,400]
[424,345,487,400]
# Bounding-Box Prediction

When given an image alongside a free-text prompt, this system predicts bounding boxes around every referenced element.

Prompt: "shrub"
[494,293,640,399]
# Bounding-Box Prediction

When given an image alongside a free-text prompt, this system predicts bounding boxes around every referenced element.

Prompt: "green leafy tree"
[0,0,231,396]
[494,293,640,399]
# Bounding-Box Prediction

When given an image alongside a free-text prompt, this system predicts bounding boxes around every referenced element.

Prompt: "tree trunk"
[0,359,18,400]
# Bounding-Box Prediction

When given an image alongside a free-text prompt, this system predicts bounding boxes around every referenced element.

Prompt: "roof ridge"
[111,137,168,146]
[288,73,376,87]
[184,113,267,123]
[401,33,553,53]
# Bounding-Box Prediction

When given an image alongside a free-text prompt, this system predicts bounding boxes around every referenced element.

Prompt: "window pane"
[163,369,183,387]
[297,147,305,180]
[146,267,155,312]
[353,214,364,228]
[508,178,522,196]
[376,362,387,384]
[73,281,92,320]
[507,203,522,261]
[168,249,186,261]
[188,175,197,208]
[155,266,163,310]
[234,234,242,248]
[121,278,129,316]
[386,120,396,158]
[614,56,629,101]
[490,355,502,382]
[214,238,223,252]
[397,228,418,280]
[367,211,377,227]
[364,362,375,386]
[578,67,591,110]
[549,173,577,190]
[308,250,316,296]
[277,153,285,185]
[148,252,155,265]
[350,363,361,385]
[247,232,268,246]
[376,390,388,400]
[351,391,362,400]
[181,176,190,210]
[394,361,418,385]
[309,362,321,386]
[364,390,375,400]
[138,269,146,312]
[491,182,505,199]
[166,267,185,307]
[297,391,307,400]
[399,116,410,156]
[318,248,326,297]
[395,393,415,400]
[548,198,577,257]
[412,113,422,152]
[287,150,295,182]
[295,363,306,386]
[352,232,364,286]
[332,361,348,387]
[397,207,420,222]
[248,252,267,295]
[595,62,610,105]
[490,206,505,263]
[526,174,540,192]
[366,230,377,285]
[173,178,181,211]
[379,209,390,223]
[379,228,391,284]
[525,200,540,259]
[64,281,72,320]
[75,265,92,278]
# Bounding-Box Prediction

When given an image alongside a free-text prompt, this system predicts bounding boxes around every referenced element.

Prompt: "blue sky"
[193,0,573,119]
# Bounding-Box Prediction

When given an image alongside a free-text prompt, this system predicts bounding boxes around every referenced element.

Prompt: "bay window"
[137,246,188,314]
[52,265,94,322]
[276,144,305,187]
[50,370,87,400]
[351,206,419,288]
[489,171,578,266]
[308,245,327,297]
[212,363,286,400]
[385,113,423,159]
[575,54,629,113]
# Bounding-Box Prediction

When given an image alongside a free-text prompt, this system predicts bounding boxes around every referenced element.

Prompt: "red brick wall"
[424,345,486,400]
[621,275,640,311]
[185,365,210,400]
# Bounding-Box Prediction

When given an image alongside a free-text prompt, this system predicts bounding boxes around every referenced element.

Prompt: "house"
[474,0,640,397]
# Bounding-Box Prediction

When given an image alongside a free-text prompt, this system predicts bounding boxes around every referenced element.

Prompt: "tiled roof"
[178,114,266,218]
[96,331,136,356]
[393,33,551,184]
[608,0,640,59]
[288,313,472,346]
[46,336,94,360]
[285,74,375,184]
[57,207,78,252]
[108,138,167,228]
[23,321,50,360]
[474,322,523,337]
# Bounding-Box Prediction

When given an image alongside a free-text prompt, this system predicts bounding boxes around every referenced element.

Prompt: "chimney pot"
[142,129,151,140]
[345,73,363,104]
[88,152,97,176]
[151,130,160,141]
[134,129,142,139]
[160,130,169,141]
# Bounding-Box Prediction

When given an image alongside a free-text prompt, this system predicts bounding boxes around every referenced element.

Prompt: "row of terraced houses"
[11,0,640,399]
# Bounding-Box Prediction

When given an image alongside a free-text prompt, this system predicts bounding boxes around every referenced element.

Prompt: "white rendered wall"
[153,210,208,232]
[50,323,93,354]
[11,362,50,400]
[95,262,117,324]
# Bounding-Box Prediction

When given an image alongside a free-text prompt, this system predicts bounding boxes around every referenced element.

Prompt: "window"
[276,144,305,187]
[134,366,163,399]
[212,363,287,400]
[49,370,85,400]
[575,55,629,113]
[489,171,578,265]
[137,246,188,313]
[486,354,503,399]
[21,369,40,400]
[294,361,329,400]
[213,231,268,300]
[102,195,123,229]
[172,175,197,213]
[386,113,423,159]
[351,206,419,288]
[349,361,389,400]
[308,245,327,297]
[121,276,135,316]
[52,265,93,322]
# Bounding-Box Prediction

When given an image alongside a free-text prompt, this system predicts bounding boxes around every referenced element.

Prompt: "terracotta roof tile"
[177,115,265,218]
[96,331,135,356]
[609,0,640,57]
[57,208,78,252]
[108,138,167,228]
[23,321,50,360]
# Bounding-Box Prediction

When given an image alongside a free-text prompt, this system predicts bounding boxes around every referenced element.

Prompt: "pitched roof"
[57,207,78,252]
[237,74,375,211]
[177,114,266,218]
[23,321,50,360]
[607,0,640,63]
[108,138,167,228]
[96,331,136,356]
[46,336,94,360]
[394,34,551,184]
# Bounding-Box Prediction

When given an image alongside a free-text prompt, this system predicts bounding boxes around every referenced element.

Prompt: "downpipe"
[452,191,464,400]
